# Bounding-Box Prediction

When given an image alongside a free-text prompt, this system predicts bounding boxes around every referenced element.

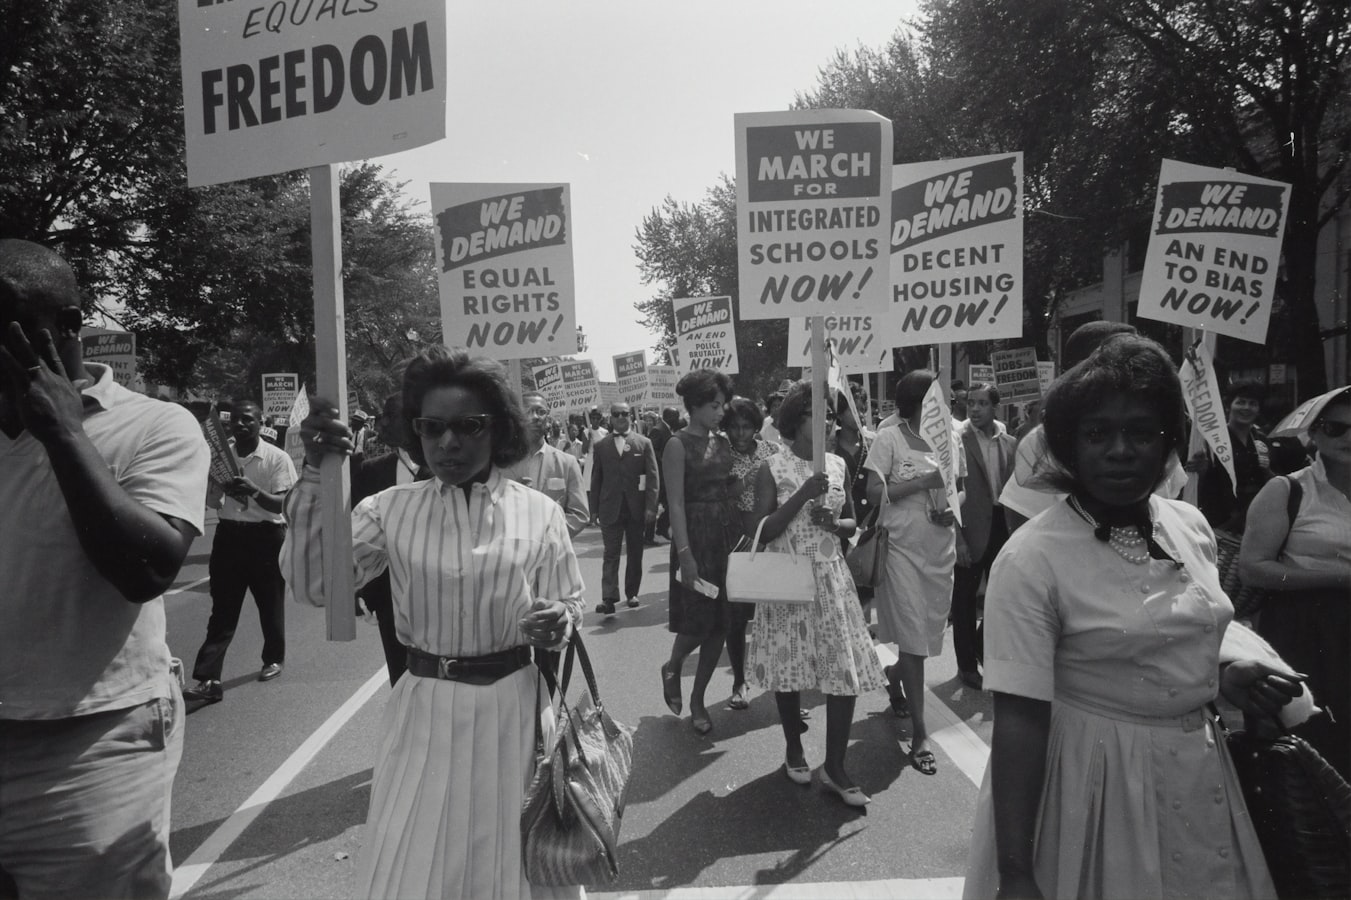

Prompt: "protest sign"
[614,351,649,405]
[431,183,576,361]
[673,296,739,373]
[1137,160,1290,344]
[991,347,1041,403]
[1036,361,1055,394]
[597,381,621,409]
[203,411,241,487]
[283,388,310,471]
[262,373,300,420]
[532,361,565,411]
[81,330,136,387]
[968,363,994,385]
[1179,340,1236,493]
[646,365,679,406]
[735,110,892,320]
[559,360,600,418]
[888,154,1023,346]
[787,314,891,373]
[919,381,962,526]
[178,1,446,187]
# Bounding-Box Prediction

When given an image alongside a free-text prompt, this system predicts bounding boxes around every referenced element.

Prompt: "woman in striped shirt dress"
[283,347,585,899]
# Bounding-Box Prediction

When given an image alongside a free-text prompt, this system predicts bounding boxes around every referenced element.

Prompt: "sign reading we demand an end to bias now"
[431,183,577,361]
[1138,160,1290,344]
[889,153,1023,346]
[178,0,447,186]
[673,296,739,374]
[735,110,892,320]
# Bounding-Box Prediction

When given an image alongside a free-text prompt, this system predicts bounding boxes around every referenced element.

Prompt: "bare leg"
[895,651,928,750]
[726,619,747,691]
[774,691,806,767]
[822,695,859,788]
[688,632,725,725]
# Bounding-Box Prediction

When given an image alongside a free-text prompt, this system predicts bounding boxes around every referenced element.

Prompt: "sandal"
[908,745,938,776]
[727,686,749,711]
[660,662,682,716]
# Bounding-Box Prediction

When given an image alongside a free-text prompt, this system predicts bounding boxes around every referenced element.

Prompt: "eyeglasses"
[611,411,631,418]
[411,415,495,439]
[1077,424,1166,448]
[1313,420,1351,438]
[525,407,551,419]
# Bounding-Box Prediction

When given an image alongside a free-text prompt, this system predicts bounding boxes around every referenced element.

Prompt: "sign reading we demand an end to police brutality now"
[735,110,892,320]
[431,183,577,361]
[178,1,446,187]
[673,296,739,374]
[889,153,1023,345]
[1138,160,1290,344]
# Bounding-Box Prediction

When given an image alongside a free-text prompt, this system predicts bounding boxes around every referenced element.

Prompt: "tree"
[633,177,791,402]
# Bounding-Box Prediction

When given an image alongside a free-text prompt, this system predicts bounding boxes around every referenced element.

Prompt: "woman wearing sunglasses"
[1240,386,1351,780]
[282,346,584,900]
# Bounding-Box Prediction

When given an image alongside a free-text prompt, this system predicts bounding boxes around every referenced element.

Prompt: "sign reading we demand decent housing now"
[178,1,447,187]
[735,110,892,321]
[889,153,1024,346]
[431,183,577,361]
[1138,160,1290,344]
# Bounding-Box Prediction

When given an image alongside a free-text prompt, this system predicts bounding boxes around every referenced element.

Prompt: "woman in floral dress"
[747,382,885,806]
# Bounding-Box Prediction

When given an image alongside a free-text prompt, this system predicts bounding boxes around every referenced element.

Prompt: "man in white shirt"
[184,399,297,704]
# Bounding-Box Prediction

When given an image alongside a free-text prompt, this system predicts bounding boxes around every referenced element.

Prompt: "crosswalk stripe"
[589,875,965,899]
[873,645,990,788]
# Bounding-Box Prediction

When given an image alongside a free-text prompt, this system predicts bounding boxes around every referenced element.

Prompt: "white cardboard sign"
[673,296,739,374]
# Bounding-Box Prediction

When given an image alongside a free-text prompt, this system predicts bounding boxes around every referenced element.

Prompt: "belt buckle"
[437,657,461,679]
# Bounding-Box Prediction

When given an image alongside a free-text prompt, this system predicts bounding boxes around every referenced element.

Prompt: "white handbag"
[724,516,815,605]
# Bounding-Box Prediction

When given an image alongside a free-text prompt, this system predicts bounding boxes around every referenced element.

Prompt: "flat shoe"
[909,745,938,776]
[727,686,749,710]
[783,760,812,785]
[818,767,870,807]
[660,662,682,715]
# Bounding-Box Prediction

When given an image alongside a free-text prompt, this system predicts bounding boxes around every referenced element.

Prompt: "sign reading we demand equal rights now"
[431,184,577,361]
[735,110,892,320]
[889,153,1024,346]
[1138,160,1290,344]
[178,1,447,186]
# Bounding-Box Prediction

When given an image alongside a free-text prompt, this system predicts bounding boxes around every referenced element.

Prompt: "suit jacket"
[957,422,1017,559]
[502,443,591,537]
[590,430,659,527]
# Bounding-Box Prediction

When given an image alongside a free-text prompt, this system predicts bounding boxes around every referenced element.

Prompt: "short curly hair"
[676,368,731,412]
[1041,334,1185,492]
[721,396,764,432]
[400,346,530,469]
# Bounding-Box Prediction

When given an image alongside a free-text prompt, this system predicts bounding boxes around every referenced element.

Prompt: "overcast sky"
[380,1,918,380]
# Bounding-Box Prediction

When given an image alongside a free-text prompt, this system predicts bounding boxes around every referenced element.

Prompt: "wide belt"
[404,645,533,685]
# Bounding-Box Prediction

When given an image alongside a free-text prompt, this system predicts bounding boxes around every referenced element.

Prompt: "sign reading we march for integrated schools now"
[1138,160,1290,344]
[889,153,1023,346]
[431,183,577,361]
[178,1,446,186]
[735,110,892,320]
[673,296,739,374]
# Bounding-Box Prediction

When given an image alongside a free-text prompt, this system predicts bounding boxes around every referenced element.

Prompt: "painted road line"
[165,575,210,597]
[169,668,388,899]
[591,876,964,900]
[874,644,989,788]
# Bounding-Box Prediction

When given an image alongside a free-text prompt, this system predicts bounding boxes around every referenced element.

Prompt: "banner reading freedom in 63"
[735,109,892,321]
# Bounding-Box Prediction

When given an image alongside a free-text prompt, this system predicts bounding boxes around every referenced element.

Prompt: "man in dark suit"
[591,401,660,615]
[644,405,676,544]
[952,382,1017,690]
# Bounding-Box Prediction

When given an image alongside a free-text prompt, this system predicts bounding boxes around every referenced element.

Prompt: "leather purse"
[725,517,815,605]
[522,634,634,887]
[846,495,888,591]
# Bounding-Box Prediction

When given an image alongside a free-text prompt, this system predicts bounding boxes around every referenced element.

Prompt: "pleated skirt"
[357,665,583,900]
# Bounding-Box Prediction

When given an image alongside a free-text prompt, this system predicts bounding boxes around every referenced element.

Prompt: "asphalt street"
[164,510,994,899]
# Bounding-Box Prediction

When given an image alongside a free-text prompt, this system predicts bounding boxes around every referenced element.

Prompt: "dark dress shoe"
[626,596,640,608]
[595,601,617,616]
[259,663,284,682]
[958,669,983,690]
[184,680,222,703]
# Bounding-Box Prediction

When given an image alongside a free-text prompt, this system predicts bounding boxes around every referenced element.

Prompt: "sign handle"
[310,164,355,642]
[810,317,827,475]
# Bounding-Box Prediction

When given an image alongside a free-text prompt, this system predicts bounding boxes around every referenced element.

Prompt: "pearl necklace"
[1068,495,1153,565]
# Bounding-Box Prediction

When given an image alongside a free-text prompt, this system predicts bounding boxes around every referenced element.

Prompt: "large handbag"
[522,634,634,887]
[846,499,888,591]
[1222,715,1351,899]
[725,516,815,605]
[1212,476,1302,621]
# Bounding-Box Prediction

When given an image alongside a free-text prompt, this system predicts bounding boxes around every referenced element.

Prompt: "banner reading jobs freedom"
[889,153,1023,346]
[673,296,739,374]
[735,110,892,320]
[178,1,446,187]
[1137,160,1290,344]
[431,183,577,361]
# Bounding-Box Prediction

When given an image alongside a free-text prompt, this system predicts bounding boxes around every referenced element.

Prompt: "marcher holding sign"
[864,370,962,778]
[673,296,739,373]
[431,183,576,361]
[1137,160,1290,344]
[888,153,1024,345]
[735,110,892,321]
